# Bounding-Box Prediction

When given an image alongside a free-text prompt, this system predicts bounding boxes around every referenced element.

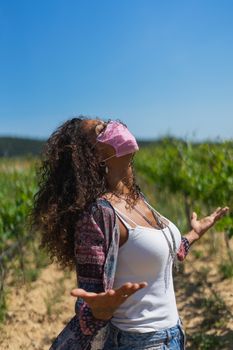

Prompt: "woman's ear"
[95,123,106,135]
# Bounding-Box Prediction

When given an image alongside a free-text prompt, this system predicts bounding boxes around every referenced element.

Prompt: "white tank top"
[111,201,181,332]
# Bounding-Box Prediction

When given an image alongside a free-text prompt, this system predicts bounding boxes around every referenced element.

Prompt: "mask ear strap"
[100,154,116,162]
[99,154,115,175]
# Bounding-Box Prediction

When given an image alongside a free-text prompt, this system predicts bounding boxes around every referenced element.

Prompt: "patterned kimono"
[49,196,190,350]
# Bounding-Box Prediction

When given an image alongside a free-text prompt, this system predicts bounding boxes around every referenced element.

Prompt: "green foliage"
[189,333,221,350]
[135,139,233,208]
[0,158,41,322]
[219,262,233,279]
[135,139,233,263]
[0,158,38,252]
[0,140,233,342]
[192,249,204,259]
[0,290,7,323]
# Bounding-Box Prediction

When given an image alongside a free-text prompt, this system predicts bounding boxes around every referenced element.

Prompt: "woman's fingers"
[70,288,97,298]
[213,206,229,215]
[71,281,147,299]
[212,207,229,220]
[214,207,222,214]
[70,282,147,299]
[191,212,197,220]
[105,289,115,297]
[115,281,148,299]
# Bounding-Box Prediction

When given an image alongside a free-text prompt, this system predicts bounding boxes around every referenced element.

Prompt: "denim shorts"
[102,319,186,350]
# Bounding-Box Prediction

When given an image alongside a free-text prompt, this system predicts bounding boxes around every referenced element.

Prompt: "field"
[0,140,233,349]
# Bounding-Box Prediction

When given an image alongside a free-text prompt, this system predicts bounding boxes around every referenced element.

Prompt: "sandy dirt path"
[1,235,233,349]
[0,264,77,350]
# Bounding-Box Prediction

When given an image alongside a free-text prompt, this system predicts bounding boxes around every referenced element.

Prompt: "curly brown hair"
[30,116,141,269]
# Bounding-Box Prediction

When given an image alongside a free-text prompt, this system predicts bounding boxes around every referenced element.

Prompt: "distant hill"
[0,135,229,157]
[0,136,156,157]
[0,136,45,157]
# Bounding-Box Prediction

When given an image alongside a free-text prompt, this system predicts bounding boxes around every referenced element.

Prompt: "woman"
[31,117,228,350]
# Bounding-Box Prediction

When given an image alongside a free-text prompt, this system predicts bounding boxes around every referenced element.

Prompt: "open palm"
[71,281,148,320]
[191,206,229,238]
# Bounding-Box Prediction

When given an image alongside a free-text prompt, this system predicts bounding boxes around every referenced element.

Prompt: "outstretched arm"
[184,206,229,246]
[177,206,229,261]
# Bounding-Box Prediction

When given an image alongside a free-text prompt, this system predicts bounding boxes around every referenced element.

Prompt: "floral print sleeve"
[177,236,190,261]
[74,199,114,335]
[49,198,117,350]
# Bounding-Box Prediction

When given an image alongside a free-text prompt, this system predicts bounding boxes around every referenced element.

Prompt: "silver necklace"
[133,205,179,290]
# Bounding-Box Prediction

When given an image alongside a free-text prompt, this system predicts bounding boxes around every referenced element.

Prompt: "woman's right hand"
[71,281,148,320]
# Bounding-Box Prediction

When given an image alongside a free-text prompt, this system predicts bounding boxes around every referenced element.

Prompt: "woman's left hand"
[190,206,229,239]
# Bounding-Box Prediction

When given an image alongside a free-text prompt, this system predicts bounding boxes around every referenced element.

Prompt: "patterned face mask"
[95,120,139,162]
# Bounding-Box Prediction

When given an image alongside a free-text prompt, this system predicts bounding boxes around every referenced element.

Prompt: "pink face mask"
[95,121,139,161]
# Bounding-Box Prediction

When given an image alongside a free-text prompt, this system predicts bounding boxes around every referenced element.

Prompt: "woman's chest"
[115,223,181,279]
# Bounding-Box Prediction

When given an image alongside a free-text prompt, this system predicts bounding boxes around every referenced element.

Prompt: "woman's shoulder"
[84,196,116,226]
[88,196,115,213]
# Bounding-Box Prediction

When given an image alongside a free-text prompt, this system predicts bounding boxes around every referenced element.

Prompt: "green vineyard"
[135,139,233,241]
[0,158,37,252]
[0,140,232,349]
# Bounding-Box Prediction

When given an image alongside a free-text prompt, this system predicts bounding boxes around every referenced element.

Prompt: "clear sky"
[0,0,233,141]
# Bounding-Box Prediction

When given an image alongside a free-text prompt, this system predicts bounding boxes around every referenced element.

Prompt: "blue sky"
[0,0,233,141]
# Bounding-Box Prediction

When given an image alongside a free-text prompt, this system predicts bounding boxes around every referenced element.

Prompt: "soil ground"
[0,234,233,350]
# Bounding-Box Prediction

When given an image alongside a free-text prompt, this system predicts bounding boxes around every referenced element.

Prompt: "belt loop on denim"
[165,329,172,346]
